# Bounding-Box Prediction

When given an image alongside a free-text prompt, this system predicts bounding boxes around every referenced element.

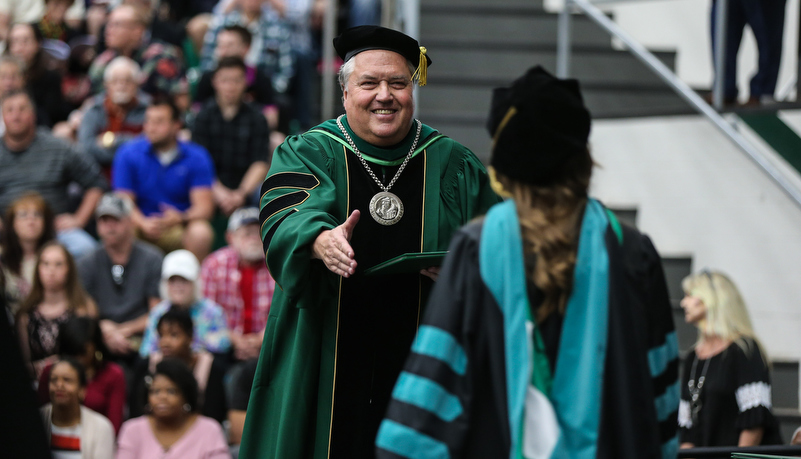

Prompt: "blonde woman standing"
[678,271,781,448]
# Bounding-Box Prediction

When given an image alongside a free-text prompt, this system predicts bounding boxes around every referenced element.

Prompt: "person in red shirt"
[39,316,127,434]
[200,207,274,362]
[200,206,274,447]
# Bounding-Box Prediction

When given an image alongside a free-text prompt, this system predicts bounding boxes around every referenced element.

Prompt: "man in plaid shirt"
[200,207,275,361]
[200,0,294,96]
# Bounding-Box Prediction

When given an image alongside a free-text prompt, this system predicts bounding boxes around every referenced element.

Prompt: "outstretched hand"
[312,210,360,277]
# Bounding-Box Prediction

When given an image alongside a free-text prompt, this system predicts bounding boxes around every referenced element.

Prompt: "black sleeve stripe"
[263,209,295,251]
[405,354,461,392]
[261,172,320,199]
[658,412,679,441]
[652,358,680,397]
[260,191,310,232]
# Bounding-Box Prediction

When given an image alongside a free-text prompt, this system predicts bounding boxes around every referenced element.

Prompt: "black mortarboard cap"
[487,66,591,186]
[334,25,432,85]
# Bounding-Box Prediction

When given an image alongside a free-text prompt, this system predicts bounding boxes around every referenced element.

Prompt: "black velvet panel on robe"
[329,151,426,458]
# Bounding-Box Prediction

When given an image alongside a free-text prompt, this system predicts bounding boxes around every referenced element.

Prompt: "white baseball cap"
[161,250,200,281]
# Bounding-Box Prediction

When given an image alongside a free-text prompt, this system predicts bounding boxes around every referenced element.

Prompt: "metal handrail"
[557,0,801,210]
[679,444,801,458]
[320,0,338,121]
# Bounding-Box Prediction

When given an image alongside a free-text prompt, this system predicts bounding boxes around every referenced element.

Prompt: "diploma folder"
[362,251,448,276]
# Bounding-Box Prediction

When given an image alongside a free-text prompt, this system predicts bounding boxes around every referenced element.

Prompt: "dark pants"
[710,0,786,99]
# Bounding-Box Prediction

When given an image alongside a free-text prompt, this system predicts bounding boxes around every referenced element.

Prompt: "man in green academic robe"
[240,25,499,459]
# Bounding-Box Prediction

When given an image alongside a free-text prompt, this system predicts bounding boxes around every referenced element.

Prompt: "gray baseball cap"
[227,207,260,232]
[95,193,133,219]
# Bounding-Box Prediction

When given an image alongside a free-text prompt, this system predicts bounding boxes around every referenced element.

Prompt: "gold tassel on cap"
[412,46,428,86]
[488,167,513,198]
[492,106,518,147]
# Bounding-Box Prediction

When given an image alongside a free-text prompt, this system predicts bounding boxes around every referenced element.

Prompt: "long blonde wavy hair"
[682,270,767,359]
[491,148,593,323]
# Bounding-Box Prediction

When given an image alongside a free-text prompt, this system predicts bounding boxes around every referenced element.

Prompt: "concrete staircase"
[418,0,692,163]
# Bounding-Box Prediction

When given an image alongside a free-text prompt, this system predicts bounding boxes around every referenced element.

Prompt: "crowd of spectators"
[0,0,338,456]
[0,1,793,458]
[5,197,277,458]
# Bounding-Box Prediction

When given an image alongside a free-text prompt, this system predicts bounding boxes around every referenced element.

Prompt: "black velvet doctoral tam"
[333,25,433,67]
[487,65,591,186]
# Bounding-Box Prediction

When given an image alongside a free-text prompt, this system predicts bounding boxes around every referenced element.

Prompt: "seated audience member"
[1,192,56,317]
[0,0,84,42]
[0,55,26,102]
[140,249,230,357]
[89,4,186,98]
[226,357,257,450]
[41,358,115,458]
[200,0,294,98]
[0,55,53,129]
[127,0,185,49]
[183,13,211,95]
[194,25,278,126]
[117,358,231,459]
[113,97,215,261]
[17,241,98,377]
[201,207,273,361]
[84,1,107,40]
[37,0,80,42]
[78,56,148,173]
[6,23,69,125]
[130,307,226,423]
[192,58,270,215]
[0,90,106,258]
[276,0,323,132]
[78,193,163,361]
[61,36,97,113]
[38,316,127,434]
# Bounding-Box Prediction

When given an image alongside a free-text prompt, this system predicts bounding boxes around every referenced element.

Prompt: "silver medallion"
[369,191,404,225]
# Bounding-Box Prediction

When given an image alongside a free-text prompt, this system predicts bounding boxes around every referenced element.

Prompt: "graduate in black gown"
[377,66,681,459]
[0,270,51,458]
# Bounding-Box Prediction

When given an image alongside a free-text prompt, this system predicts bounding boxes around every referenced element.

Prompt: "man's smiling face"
[343,49,415,147]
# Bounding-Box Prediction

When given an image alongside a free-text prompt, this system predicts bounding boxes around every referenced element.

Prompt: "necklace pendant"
[370,191,404,225]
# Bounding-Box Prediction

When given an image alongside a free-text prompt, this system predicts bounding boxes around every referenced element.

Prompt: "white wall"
[590,114,801,361]
[546,0,800,100]
[608,0,799,100]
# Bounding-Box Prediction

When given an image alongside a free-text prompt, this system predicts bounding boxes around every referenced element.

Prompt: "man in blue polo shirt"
[113,97,215,261]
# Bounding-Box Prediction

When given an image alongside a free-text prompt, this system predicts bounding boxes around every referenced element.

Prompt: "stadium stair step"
[418,0,690,160]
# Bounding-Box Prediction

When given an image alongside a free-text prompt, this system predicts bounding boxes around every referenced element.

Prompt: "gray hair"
[338,56,417,96]
[103,56,142,84]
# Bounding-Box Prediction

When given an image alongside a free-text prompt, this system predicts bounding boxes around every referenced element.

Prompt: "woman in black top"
[5,22,69,125]
[679,270,781,448]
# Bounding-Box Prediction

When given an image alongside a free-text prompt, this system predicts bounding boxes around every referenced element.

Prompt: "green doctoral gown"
[240,116,499,459]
